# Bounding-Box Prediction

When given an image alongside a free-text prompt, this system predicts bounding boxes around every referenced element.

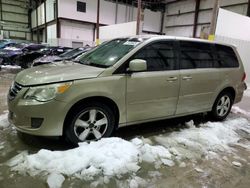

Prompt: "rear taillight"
[242,72,246,82]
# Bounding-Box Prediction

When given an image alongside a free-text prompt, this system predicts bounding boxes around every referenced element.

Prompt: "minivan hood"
[15,61,105,86]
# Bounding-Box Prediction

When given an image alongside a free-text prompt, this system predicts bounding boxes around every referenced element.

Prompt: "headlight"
[23,82,72,102]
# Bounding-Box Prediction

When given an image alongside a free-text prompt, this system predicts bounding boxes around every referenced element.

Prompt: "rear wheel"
[65,102,115,145]
[210,91,233,121]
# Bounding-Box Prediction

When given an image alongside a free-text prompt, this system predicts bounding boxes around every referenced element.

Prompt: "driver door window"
[133,41,176,71]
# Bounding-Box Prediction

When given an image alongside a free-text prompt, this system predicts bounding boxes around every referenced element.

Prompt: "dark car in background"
[32,47,91,67]
[0,39,16,49]
[0,43,45,66]
[15,46,72,68]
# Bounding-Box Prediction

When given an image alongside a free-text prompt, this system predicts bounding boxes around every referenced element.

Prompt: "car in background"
[32,47,91,67]
[0,39,16,49]
[15,46,72,68]
[0,43,45,66]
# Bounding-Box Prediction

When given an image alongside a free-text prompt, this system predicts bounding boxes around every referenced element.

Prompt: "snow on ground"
[0,112,9,129]
[0,65,21,70]
[4,115,250,188]
[244,83,250,97]
[7,137,172,180]
[232,106,250,118]
[47,173,65,188]
[154,117,250,161]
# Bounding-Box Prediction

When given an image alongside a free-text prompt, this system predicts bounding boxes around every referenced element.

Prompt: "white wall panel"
[47,24,57,46]
[58,0,161,33]
[60,21,94,47]
[37,3,45,26]
[58,0,97,23]
[166,0,195,14]
[143,9,161,32]
[46,0,55,22]
[117,4,127,23]
[100,0,116,25]
[215,9,250,82]
[99,21,137,42]
[164,26,193,37]
[165,13,194,26]
[216,9,250,40]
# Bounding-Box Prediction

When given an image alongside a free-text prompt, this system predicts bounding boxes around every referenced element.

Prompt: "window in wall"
[215,44,239,68]
[77,1,86,13]
[133,41,176,71]
[180,41,214,69]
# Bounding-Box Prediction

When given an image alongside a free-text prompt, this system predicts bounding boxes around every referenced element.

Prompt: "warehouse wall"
[163,0,249,38]
[59,21,94,47]
[30,0,162,46]
[58,0,162,32]
[0,0,31,40]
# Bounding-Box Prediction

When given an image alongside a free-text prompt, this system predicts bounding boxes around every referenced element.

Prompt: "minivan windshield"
[78,38,143,68]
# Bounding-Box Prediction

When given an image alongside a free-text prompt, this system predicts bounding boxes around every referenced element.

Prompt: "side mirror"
[128,59,147,72]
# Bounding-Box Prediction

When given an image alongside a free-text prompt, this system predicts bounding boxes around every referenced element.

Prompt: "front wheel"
[65,102,115,145]
[210,91,233,121]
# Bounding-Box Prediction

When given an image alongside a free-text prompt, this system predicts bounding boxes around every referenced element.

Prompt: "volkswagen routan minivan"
[8,36,247,144]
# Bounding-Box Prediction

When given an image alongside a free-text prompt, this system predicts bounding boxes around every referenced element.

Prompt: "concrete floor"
[0,69,250,188]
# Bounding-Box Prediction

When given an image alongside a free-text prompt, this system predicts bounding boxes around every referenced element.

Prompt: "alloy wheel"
[216,95,231,117]
[73,108,108,141]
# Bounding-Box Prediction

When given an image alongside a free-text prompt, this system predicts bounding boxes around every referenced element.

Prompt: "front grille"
[8,82,22,100]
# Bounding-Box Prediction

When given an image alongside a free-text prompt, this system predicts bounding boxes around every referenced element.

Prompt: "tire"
[65,102,115,145]
[210,91,233,121]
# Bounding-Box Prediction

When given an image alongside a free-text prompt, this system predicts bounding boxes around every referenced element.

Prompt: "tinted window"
[180,41,214,69]
[133,41,176,71]
[215,44,239,67]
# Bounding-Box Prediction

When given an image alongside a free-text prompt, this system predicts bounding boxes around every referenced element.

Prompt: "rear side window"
[133,41,176,71]
[180,41,214,69]
[215,44,239,68]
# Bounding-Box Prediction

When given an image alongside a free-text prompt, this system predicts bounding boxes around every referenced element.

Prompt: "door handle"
[182,76,192,80]
[167,77,178,82]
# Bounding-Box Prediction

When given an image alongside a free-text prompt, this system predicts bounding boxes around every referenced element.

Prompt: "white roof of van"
[126,35,236,48]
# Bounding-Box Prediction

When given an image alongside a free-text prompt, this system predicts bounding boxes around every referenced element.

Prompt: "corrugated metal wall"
[0,0,31,40]
[163,0,249,38]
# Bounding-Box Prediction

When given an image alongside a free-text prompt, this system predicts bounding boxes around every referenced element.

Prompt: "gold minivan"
[8,36,247,144]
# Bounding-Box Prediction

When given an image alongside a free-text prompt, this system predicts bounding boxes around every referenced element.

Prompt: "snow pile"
[7,137,173,180]
[232,106,250,118]
[47,173,65,188]
[0,112,9,129]
[154,117,250,160]
[5,116,250,187]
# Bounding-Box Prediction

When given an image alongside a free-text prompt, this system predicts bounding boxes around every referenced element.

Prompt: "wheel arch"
[63,96,120,134]
[218,87,236,102]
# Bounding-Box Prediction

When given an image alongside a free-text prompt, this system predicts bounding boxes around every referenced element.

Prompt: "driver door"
[126,41,180,123]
